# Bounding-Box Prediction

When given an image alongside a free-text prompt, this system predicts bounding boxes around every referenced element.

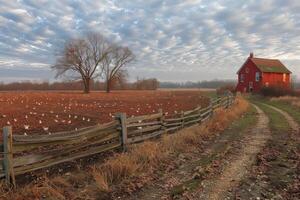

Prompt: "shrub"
[260,86,296,97]
[216,84,236,95]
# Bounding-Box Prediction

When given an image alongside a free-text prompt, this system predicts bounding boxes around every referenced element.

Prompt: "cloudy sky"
[0,0,300,83]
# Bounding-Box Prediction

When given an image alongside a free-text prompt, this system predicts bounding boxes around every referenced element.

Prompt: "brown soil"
[125,104,270,200]
[0,91,209,136]
[198,104,270,199]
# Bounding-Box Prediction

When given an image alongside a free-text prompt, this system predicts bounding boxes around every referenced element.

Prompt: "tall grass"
[0,95,249,199]
[270,96,300,107]
[91,95,249,192]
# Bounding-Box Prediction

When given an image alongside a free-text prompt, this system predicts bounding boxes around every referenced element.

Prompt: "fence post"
[225,95,228,108]
[197,106,202,124]
[158,109,166,134]
[115,113,127,152]
[181,111,185,128]
[3,126,16,187]
[209,100,213,117]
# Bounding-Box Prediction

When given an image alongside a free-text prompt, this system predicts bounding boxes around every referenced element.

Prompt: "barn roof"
[250,57,291,74]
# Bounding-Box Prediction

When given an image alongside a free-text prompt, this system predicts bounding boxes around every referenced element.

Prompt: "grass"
[76,95,250,196]
[170,104,257,196]
[256,102,290,132]
[0,95,250,199]
[235,100,299,199]
[250,95,300,124]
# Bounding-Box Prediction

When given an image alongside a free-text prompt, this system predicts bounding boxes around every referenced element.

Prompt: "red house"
[236,53,292,93]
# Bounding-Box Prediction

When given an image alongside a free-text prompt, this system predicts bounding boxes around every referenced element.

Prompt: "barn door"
[249,82,253,92]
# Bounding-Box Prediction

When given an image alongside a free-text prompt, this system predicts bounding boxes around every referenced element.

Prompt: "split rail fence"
[0,94,234,186]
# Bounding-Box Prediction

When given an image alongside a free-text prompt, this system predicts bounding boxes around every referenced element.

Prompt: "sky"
[0,0,300,83]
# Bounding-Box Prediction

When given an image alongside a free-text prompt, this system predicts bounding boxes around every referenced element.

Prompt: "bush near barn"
[216,84,236,95]
[259,86,297,97]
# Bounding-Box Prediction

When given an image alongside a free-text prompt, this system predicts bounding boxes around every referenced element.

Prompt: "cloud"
[0,0,300,82]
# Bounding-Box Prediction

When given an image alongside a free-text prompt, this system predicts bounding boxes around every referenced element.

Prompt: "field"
[0,90,210,136]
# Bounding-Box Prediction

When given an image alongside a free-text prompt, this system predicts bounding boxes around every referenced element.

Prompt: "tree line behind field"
[0,79,240,91]
[160,80,236,89]
[0,78,159,91]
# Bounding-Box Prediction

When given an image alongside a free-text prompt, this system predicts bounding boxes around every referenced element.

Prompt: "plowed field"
[0,90,210,136]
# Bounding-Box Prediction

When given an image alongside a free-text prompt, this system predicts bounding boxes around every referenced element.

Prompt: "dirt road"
[198,104,270,199]
[126,102,299,200]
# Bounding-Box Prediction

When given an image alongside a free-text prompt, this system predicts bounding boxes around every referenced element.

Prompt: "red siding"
[236,59,291,93]
[236,59,262,93]
[261,73,291,88]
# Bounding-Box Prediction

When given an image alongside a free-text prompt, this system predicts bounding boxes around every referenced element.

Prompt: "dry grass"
[0,95,249,199]
[92,95,249,192]
[270,96,300,107]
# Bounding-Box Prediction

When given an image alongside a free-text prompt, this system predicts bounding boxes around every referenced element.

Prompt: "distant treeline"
[3,79,299,91]
[160,80,237,89]
[0,78,159,91]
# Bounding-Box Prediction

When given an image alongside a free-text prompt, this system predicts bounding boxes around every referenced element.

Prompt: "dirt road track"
[262,103,299,132]
[199,104,271,199]
[126,103,299,200]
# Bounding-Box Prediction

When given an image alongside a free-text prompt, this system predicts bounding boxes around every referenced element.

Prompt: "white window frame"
[255,72,260,82]
[283,73,286,82]
[240,74,244,83]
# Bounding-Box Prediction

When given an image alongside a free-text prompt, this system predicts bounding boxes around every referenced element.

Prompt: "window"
[283,73,286,82]
[240,74,244,82]
[255,72,260,82]
[265,82,269,87]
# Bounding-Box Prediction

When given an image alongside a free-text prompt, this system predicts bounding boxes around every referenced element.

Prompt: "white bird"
[137,127,142,130]
[82,117,85,121]
[25,115,28,119]
[39,120,42,124]
[2,115,6,118]
[87,118,90,122]
[54,119,58,123]
[43,127,49,131]
[14,118,17,122]
[24,125,29,130]
[24,132,27,136]
[6,121,10,125]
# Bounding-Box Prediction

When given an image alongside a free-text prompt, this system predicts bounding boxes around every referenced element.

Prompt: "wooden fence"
[0,94,234,186]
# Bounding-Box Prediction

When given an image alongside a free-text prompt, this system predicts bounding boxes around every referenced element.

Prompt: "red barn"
[236,53,292,93]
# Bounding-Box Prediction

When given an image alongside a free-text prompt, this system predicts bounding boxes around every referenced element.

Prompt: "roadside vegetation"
[170,105,257,197]
[0,95,248,200]
[252,95,300,124]
[235,101,300,199]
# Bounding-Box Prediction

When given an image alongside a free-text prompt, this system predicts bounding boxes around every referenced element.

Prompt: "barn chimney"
[249,52,254,58]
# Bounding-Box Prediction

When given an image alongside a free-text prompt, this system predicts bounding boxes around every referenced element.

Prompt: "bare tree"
[102,46,135,93]
[52,33,111,93]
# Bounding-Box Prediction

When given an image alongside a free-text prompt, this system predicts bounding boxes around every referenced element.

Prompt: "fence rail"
[0,94,235,186]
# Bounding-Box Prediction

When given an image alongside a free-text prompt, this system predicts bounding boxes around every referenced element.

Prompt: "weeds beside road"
[234,98,300,199]
[0,96,248,200]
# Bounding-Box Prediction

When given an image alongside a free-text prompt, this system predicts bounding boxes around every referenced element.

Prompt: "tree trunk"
[106,79,111,93]
[84,78,90,93]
